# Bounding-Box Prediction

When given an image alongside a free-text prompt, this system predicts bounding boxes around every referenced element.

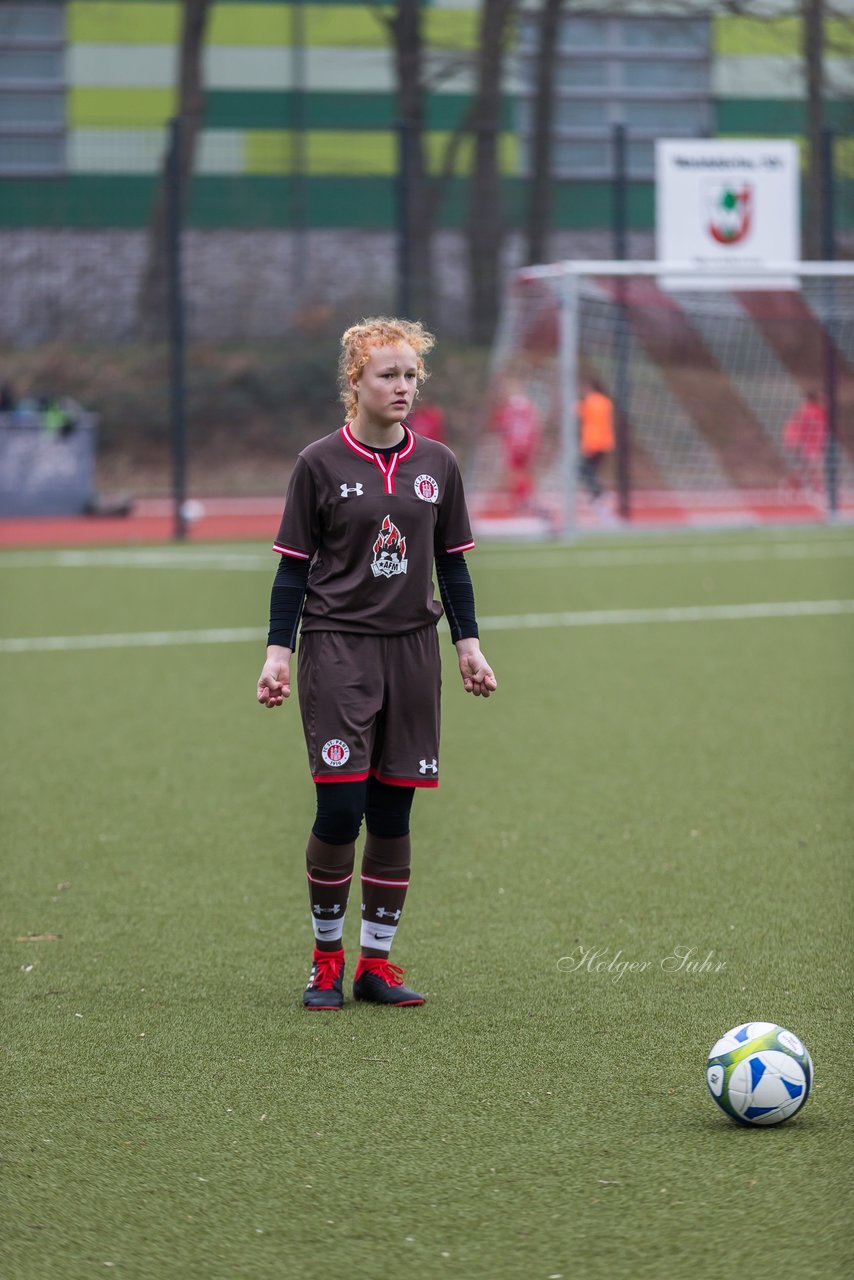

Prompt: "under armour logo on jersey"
[340,482,364,497]
[419,758,438,775]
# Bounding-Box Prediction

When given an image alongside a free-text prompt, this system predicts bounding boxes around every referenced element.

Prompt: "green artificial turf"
[1,527,853,1279]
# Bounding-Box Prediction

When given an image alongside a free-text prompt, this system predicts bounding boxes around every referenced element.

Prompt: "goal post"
[469,260,854,537]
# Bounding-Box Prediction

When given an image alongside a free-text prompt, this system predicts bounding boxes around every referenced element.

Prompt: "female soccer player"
[257,318,496,1010]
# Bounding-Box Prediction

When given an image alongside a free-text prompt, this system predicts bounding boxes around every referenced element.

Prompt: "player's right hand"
[256,650,292,708]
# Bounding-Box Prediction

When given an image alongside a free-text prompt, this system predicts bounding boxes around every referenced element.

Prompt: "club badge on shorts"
[321,739,350,767]
[371,514,408,578]
[414,474,439,502]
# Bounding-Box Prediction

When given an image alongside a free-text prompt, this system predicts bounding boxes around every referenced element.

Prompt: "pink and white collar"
[341,423,416,495]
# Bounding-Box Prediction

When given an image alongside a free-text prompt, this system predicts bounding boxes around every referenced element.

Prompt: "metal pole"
[612,122,627,263]
[820,124,838,518]
[167,116,188,542]
[559,267,579,540]
[612,122,631,521]
[397,117,412,318]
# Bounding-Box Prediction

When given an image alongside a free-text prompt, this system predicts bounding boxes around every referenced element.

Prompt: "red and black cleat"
[353,956,425,1006]
[303,948,345,1011]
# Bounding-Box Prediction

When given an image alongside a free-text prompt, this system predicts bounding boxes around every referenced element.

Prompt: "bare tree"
[526,0,564,266]
[605,1,848,256]
[803,0,828,257]
[467,0,518,344]
[384,0,434,319]
[137,0,211,339]
[370,1,486,324]
[716,1,845,257]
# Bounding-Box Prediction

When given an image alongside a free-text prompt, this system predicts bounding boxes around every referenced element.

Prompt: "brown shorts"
[297,626,441,787]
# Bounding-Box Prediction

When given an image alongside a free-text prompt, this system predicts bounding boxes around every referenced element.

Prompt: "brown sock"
[306,832,355,952]
[359,833,411,957]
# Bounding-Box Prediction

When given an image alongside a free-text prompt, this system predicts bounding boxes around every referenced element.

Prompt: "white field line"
[0,539,853,573]
[0,548,270,570]
[480,599,854,631]
[0,626,265,653]
[478,542,854,570]
[2,600,853,655]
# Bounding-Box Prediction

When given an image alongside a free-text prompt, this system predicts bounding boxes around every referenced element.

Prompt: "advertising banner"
[656,139,801,289]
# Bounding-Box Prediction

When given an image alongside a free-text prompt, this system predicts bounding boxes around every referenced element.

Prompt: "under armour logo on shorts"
[419,758,438,774]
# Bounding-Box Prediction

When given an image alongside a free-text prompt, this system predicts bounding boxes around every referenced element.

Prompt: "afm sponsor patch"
[371,514,408,578]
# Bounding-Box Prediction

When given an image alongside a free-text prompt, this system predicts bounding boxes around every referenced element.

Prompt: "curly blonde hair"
[339,317,435,419]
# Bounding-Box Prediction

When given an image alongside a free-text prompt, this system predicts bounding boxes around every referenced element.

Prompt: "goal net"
[469,261,854,535]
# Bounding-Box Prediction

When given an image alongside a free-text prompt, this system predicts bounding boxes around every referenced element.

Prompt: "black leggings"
[579,452,606,499]
[312,777,415,845]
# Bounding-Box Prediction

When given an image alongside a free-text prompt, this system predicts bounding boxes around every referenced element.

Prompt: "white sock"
[312,910,346,944]
[359,918,397,952]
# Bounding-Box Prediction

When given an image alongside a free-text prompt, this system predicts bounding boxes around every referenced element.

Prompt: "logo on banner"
[371,514,408,578]
[414,474,439,503]
[321,739,350,768]
[705,181,752,246]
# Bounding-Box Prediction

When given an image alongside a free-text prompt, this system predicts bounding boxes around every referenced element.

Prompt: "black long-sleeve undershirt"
[266,555,309,650]
[433,549,478,643]
[266,548,479,648]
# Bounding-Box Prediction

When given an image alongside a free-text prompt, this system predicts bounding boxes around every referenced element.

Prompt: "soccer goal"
[469,260,854,536]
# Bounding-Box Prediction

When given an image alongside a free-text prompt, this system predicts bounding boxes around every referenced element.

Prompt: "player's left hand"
[455,640,497,698]
[256,645,292,708]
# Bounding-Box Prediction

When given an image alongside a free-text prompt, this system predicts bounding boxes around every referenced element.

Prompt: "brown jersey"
[273,424,475,635]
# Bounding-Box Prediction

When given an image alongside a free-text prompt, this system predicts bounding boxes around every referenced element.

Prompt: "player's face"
[352,342,419,429]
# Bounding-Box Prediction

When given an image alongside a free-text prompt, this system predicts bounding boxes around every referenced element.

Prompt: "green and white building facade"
[1,1,852,340]
[1,0,852,231]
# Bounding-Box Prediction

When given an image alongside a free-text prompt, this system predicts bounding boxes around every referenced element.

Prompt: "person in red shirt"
[782,391,828,495]
[493,378,542,512]
[256,317,496,1011]
[407,400,447,444]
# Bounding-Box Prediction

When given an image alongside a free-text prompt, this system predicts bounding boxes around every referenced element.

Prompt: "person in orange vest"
[577,378,615,504]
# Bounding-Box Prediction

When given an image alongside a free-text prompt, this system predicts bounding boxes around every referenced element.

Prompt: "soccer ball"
[706,1022,813,1126]
[180,499,205,523]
